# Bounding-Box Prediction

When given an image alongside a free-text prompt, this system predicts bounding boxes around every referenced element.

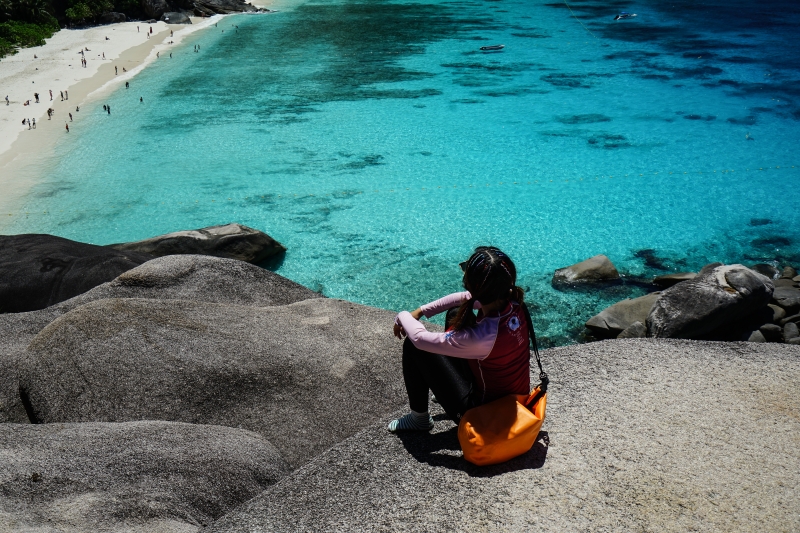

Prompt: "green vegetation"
[0,0,144,58]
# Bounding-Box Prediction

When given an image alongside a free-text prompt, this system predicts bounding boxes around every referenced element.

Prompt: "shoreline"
[0,13,249,223]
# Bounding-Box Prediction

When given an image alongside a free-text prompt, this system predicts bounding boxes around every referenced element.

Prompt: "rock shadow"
[397,422,549,477]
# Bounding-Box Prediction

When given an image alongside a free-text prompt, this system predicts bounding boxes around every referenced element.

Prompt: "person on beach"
[150,26,153,34]
[102,53,105,59]
[157,52,160,58]
[24,100,30,106]
[126,81,129,88]
[5,95,8,105]
[32,118,36,129]
[170,52,172,58]
[65,123,69,133]
[388,247,533,432]
[49,89,53,100]
[103,105,107,112]
[107,104,111,115]
[60,91,63,101]
[34,93,39,103]
[65,90,68,100]
[26,119,31,130]
[170,30,173,37]
[123,67,126,72]
[76,106,80,112]
[115,66,118,75]
[69,113,73,121]
[140,97,143,102]
[138,26,140,32]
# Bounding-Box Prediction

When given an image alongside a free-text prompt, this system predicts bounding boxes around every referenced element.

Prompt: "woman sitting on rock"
[390,246,532,432]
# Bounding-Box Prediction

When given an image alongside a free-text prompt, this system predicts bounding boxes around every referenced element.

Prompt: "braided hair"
[450,246,525,331]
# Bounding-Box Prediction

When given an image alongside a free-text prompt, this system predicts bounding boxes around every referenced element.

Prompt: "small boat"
[480,44,505,51]
[614,12,637,20]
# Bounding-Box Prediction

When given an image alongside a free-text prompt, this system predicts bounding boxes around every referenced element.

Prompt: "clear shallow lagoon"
[5,0,800,345]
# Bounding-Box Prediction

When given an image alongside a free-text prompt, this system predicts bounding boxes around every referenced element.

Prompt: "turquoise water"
[5,0,800,345]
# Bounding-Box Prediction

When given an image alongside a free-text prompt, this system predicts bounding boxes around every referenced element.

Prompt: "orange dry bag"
[458,302,549,466]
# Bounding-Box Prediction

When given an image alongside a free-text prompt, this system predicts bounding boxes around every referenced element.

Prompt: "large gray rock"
[652,272,696,289]
[192,0,257,14]
[552,254,620,286]
[0,421,288,533]
[0,255,320,423]
[781,266,797,279]
[19,297,409,467]
[781,313,800,326]
[750,263,780,279]
[647,264,774,339]
[99,11,127,23]
[142,0,170,19]
[203,340,800,533]
[585,292,660,338]
[161,11,192,23]
[0,234,152,313]
[759,323,782,342]
[616,320,646,338]
[772,286,800,313]
[784,322,799,341]
[767,304,786,323]
[110,223,285,264]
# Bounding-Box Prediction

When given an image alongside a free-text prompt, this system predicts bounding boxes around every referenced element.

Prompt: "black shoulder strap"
[521,302,549,397]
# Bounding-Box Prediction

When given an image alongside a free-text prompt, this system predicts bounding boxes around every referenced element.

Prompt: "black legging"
[402,308,477,422]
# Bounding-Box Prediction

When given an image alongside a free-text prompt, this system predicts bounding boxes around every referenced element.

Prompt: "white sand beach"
[0,15,226,218]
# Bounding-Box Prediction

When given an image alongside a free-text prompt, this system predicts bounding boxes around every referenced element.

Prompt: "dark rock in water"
[759,323,783,342]
[99,11,126,23]
[772,286,800,313]
[203,340,800,533]
[634,249,671,271]
[646,264,773,339]
[749,218,772,226]
[768,304,786,323]
[751,263,780,279]
[0,255,320,423]
[616,321,646,339]
[110,223,285,264]
[747,330,767,342]
[552,254,620,286]
[781,266,797,279]
[585,293,659,338]
[0,421,289,531]
[160,10,191,22]
[653,272,696,288]
[698,262,723,275]
[0,234,152,313]
[142,0,170,19]
[784,322,800,341]
[752,236,791,248]
[19,297,408,468]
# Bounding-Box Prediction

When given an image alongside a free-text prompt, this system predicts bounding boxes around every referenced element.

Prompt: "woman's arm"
[394,311,497,360]
[418,291,474,318]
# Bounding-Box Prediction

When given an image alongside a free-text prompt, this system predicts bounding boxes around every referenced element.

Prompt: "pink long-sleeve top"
[395,291,531,404]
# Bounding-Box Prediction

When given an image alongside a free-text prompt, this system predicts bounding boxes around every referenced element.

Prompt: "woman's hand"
[393,308,424,339]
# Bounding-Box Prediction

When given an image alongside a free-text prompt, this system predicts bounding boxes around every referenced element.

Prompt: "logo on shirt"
[508,316,520,331]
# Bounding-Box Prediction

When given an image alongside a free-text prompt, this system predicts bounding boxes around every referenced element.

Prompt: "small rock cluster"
[555,255,800,344]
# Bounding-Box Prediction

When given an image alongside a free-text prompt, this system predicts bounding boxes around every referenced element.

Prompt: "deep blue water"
[5,0,800,345]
